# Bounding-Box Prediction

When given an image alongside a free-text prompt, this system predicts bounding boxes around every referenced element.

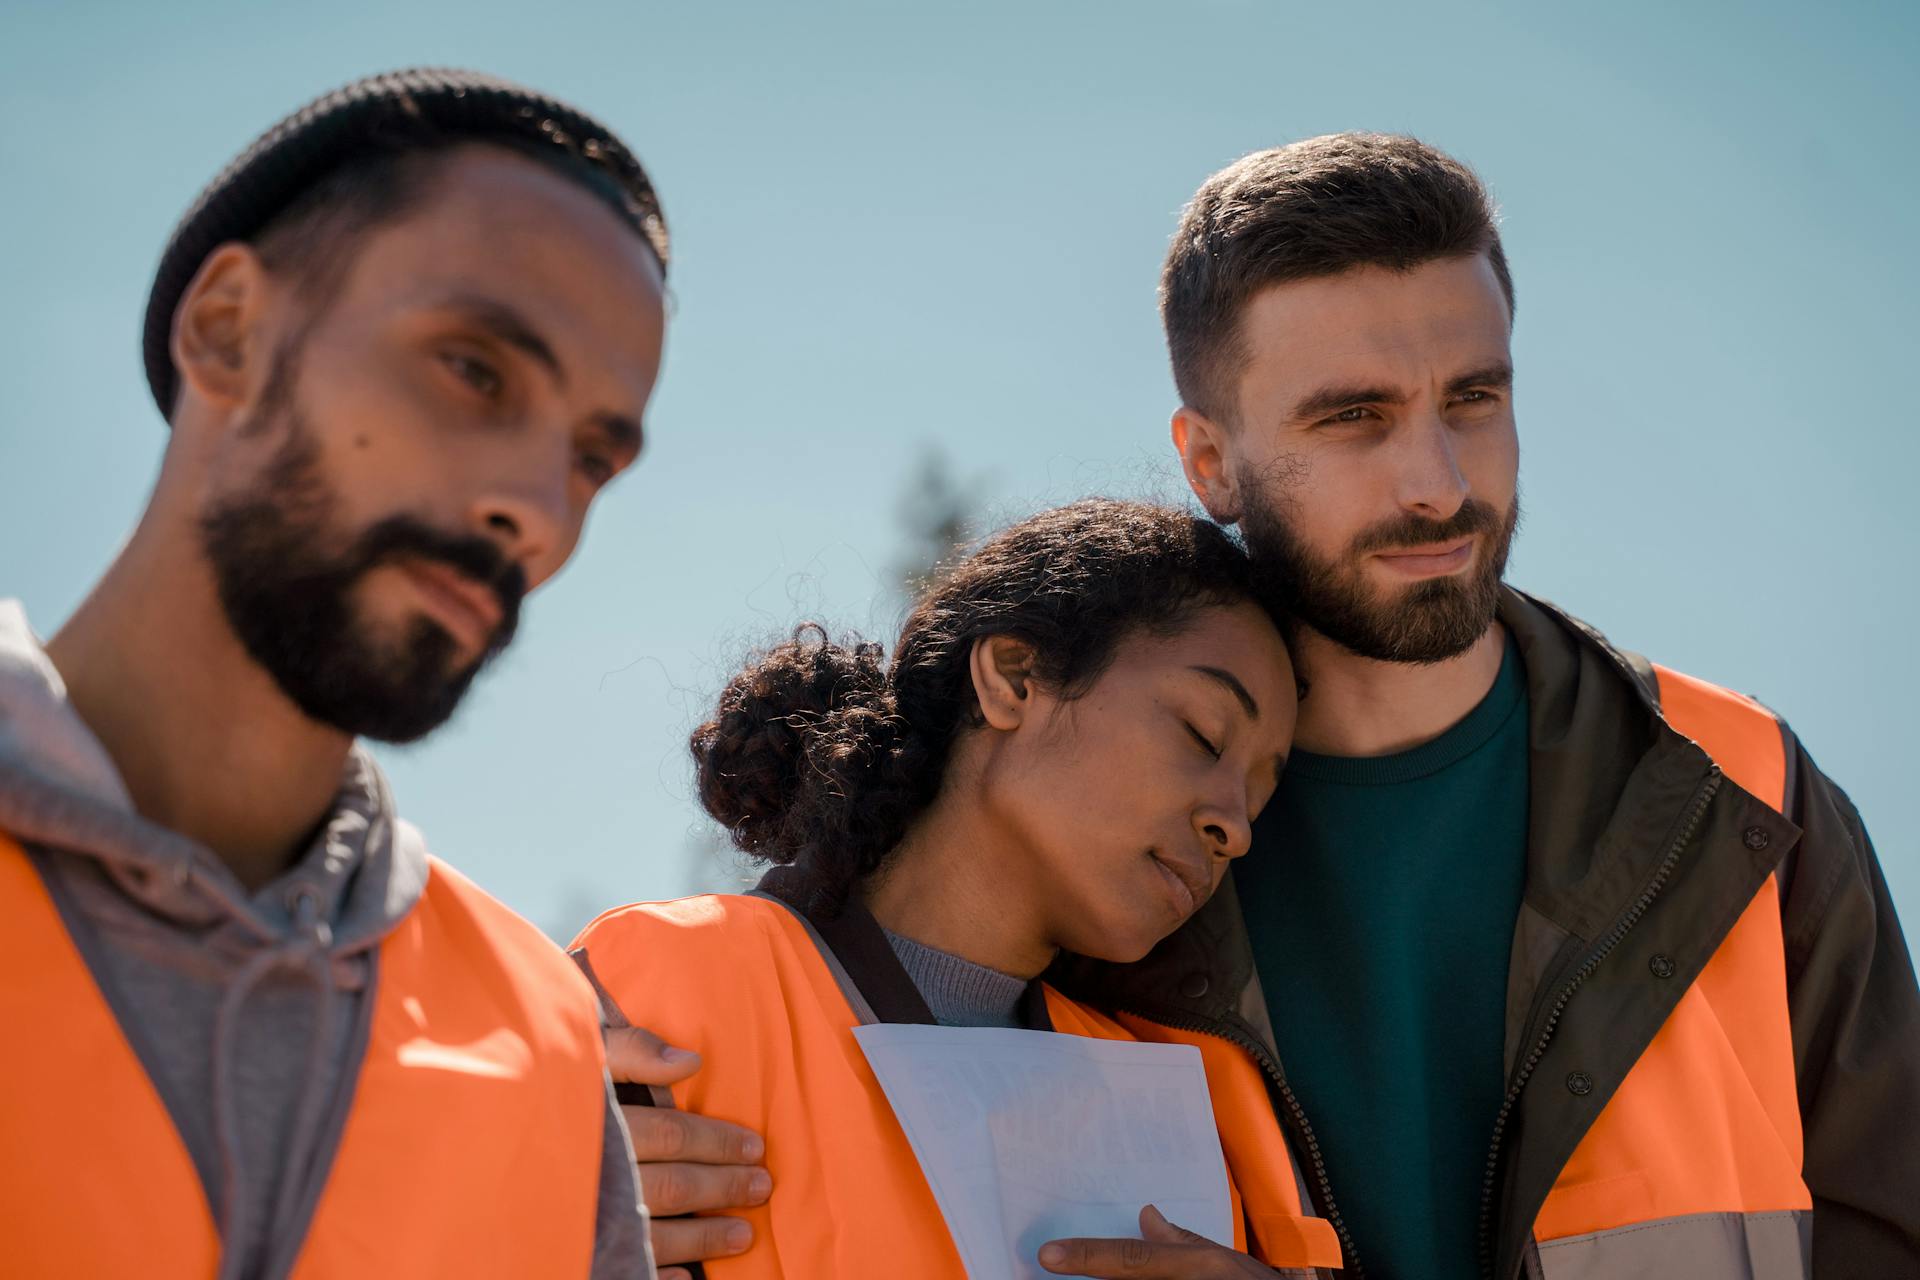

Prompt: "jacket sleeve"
[1778,731,1920,1272]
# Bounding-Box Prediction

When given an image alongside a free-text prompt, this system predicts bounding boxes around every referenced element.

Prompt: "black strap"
[754,864,941,1025]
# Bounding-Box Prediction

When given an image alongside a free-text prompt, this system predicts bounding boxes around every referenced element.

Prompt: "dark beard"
[198,356,524,743]
[1239,480,1519,666]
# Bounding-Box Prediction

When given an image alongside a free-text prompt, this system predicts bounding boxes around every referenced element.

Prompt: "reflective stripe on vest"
[1527,667,1812,1279]
[0,836,608,1279]
[573,892,1342,1276]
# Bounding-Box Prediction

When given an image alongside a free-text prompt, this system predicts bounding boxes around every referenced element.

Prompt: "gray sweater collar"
[882,927,1031,1029]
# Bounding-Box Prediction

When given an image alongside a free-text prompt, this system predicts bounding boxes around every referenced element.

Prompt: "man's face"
[1203,255,1518,664]
[196,145,667,741]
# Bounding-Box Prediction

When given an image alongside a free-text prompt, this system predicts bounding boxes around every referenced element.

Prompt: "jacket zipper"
[1474,764,1723,1280]
[1119,1005,1364,1279]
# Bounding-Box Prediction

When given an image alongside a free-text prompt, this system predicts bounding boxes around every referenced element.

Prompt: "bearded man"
[1047,134,1920,1279]
[0,69,671,1279]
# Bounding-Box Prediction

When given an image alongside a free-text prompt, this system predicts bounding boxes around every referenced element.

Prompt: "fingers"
[1035,1239,1248,1279]
[1138,1203,1210,1245]
[604,1024,702,1086]
[1039,1206,1261,1278]
[623,1101,765,1166]
[638,1158,773,1217]
[650,1214,754,1267]
[1038,1235,1168,1277]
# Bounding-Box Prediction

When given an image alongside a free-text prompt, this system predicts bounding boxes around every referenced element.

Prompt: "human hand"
[604,1024,772,1279]
[1038,1204,1285,1278]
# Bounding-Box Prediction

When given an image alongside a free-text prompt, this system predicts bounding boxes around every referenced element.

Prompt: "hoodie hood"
[0,598,427,946]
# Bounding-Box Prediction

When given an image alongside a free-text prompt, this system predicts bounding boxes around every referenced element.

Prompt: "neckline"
[1284,635,1526,787]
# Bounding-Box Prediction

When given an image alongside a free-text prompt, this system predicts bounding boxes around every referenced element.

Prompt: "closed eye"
[1186,723,1221,759]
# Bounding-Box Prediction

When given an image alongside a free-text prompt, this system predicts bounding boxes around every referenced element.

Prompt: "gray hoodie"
[0,600,650,1279]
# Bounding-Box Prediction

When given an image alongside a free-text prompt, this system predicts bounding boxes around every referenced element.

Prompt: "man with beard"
[0,70,671,1278]
[1039,135,1920,1278]
[617,135,1920,1280]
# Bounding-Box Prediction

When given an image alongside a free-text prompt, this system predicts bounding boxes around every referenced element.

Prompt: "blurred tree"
[889,444,988,596]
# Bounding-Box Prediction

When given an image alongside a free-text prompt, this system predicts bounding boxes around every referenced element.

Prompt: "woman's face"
[978,600,1296,964]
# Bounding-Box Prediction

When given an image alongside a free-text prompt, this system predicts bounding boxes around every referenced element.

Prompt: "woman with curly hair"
[572,499,1342,1278]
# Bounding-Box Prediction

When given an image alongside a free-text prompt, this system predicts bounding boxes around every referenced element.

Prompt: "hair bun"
[691,624,899,863]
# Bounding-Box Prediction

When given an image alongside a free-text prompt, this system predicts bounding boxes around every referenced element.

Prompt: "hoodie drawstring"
[210,883,341,1280]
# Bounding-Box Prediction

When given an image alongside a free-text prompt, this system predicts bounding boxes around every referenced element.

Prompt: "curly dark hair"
[691,498,1269,903]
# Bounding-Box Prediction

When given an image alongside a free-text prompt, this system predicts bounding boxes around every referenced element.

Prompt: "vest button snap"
[1649,954,1677,979]
[1566,1071,1594,1096]
[1743,826,1772,851]
[1179,972,1210,999]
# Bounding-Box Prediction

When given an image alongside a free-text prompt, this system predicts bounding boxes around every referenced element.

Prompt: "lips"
[1371,536,1475,577]
[1378,535,1472,560]
[399,559,504,650]
[1149,850,1213,917]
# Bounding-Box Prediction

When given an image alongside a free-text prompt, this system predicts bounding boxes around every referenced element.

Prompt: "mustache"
[1348,498,1506,556]
[351,516,527,647]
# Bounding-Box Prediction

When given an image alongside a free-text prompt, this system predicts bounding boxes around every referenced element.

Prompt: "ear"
[170,243,273,417]
[1171,406,1241,524]
[968,634,1037,731]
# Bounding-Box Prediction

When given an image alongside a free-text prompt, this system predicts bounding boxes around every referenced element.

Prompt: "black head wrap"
[141,66,667,417]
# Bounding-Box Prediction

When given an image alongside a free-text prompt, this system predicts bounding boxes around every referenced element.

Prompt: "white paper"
[852,1023,1233,1278]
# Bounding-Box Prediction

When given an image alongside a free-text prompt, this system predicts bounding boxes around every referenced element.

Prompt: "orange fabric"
[1532,667,1810,1243]
[0,838,608,1278]
[574,894,1341,1276]
[0,833,219,1277]
[1653,666,1788,807]
[1112,1010,1345,1269]
[577,894,969,1279]
[292,857,608,1279]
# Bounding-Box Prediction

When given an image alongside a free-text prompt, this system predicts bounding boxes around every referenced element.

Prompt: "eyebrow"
[444,293,567,387]
[1191,665,1260,719]
[441,293,645,457]
[1289,381,1406,423]
[1446,361,1514,397]
[1287,359,1515,424]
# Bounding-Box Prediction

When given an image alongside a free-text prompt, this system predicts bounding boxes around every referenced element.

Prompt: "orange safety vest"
[1527,666,1812,1275]
[0,835,610,1279]
[575,893,1343,1277]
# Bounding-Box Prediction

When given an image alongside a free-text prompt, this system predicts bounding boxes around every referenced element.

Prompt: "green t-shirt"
[1235,637,1528,1279]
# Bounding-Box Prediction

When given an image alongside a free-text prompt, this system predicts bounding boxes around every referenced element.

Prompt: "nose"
[1194,794,1253,862]
[469,453,571,578]
[1395,404,1470,522]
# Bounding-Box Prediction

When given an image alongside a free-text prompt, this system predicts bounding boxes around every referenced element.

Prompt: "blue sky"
[3,0,1916,939]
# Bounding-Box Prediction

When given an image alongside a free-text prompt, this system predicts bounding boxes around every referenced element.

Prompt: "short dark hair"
[690,499,1269,906]
[1161,132,1514,423]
